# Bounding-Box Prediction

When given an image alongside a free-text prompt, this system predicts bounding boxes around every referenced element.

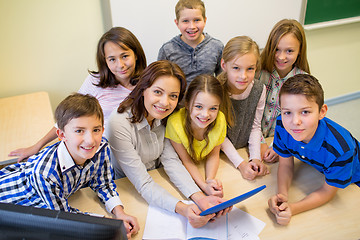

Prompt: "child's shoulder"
[201,33,223,48]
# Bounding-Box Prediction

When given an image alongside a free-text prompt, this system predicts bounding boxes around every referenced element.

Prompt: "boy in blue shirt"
[268,74,360,225]
[157,0,223,85]
[0,93,139,238]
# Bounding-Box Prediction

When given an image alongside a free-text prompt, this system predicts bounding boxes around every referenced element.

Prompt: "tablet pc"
[199,185,266,216]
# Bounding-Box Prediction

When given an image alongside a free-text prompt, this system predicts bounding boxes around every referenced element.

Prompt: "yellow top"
[165,108,226,160]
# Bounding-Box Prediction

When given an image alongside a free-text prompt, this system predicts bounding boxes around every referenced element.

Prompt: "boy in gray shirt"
[157,0,223,85]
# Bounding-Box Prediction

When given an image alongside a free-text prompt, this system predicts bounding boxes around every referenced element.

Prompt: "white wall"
[109,0,304,64]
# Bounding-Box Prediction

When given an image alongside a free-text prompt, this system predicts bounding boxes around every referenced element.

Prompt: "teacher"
[105,60,229,228]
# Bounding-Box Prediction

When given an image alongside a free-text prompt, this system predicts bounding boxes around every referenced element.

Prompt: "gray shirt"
[157,33,223,85]
[105,108,201,212]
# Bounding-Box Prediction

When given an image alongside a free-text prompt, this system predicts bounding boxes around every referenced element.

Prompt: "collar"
[297,118,326,152]
[271,66,300,80]
[136,115,162,131]
[58,139,106,173]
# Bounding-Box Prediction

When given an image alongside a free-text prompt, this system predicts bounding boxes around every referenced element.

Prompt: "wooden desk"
[0,92,54,165]
[69,138,360,239]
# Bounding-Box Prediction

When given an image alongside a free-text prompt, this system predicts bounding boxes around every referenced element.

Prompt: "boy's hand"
[112,206,139,239]
[268,193,291,225]
[262,147,279,163]
[238,160,269,180]
[204,179,223,197]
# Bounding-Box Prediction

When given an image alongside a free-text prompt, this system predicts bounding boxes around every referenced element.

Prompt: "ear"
[204,17,207,24]
[56,128,66,142]
[319,104,328,120]
[220,58,226,71]
[174,19,179,27]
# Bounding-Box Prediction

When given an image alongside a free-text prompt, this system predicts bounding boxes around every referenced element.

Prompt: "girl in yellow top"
[166,74,232,197]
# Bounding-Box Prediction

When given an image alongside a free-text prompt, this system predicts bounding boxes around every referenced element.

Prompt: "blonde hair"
[175,0,206,20]
[184,74,233,162]
[218,36,260,83]
[260,19,310,74]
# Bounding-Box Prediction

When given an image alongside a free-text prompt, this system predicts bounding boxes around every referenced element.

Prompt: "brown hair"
[55,93,104,131]
[175,0,206,20]
[260,19,310,74]
[118,60,187,124]
[89,27,146,88]
[184,74,233,162]
[279,74,324,110]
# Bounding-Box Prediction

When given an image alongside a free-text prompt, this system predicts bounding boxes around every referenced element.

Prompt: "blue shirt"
[157,33,223,85]
[0,138,122,213]
[273,116,360,188]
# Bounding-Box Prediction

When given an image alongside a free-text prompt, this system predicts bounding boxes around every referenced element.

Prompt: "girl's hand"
[196,195,232,218]
[204,179,223,197]
[9,145,40,163]
[262,147,279,163]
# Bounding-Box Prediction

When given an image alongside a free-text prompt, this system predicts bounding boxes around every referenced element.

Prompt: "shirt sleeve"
[106,113,179,212]
[324,150,356,189]
[215,111,227,146]
[157,45,168,61]
[88,144,123,214]
[78,75,98,97]
[160,139,201,198]
[248,85,266,160]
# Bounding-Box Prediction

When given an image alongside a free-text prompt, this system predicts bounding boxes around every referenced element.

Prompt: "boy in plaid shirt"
[0,93,139,238]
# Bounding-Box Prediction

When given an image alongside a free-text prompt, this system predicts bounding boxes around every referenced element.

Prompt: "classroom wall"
[0,0,359,112]
[0,0,104,111]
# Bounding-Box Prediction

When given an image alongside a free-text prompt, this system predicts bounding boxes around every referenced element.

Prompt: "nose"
[84,131,95,145]
[159,95,170,106]
[277,51,286,60]
[117,58,125,69]
[240,69,247,79]
[292,114,301,125]
[189,20,195,28]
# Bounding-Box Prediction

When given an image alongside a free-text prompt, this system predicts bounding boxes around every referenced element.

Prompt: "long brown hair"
[260,19,310,74]
[118,60,187,125]
[89,27,147,88]
[184,74,232,162]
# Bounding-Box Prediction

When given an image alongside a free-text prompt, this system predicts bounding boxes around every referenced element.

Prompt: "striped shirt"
[0,138,122,214]
[258,67,306,138]
[273,116,360,188]
[78,74,132,128]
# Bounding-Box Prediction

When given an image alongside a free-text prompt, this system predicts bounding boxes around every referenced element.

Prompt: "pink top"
[78,75,132,128]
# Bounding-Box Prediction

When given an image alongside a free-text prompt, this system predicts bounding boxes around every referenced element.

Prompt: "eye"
[170,94,178,100]
[94,128,102,133]
[248,67,255,71]
[108,58,115,62]
[283,111,291,116]
[75,129,83,134]
[154,90,161,95]
[122,55,128,59]
[182,20,189,23]
[287,49,294,54]
[210,107,218,111]
[194,105,202,109]
[232,66,239,70]
[302,110,310,115]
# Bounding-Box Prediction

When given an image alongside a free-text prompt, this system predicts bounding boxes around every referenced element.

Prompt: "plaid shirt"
[0,138,122,214]
[258,67,306,138]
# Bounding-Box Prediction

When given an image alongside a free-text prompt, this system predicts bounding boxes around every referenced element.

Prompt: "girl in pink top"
[9,27,146,162]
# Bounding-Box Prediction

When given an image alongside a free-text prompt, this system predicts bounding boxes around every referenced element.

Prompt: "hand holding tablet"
[199,185,266,216]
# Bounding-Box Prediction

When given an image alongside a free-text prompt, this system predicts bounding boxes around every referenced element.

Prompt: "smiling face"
[143,75,181,126]
[104,41,136,88]
[175,8,206,48]
[280,94,327,143]
[189,91,220,131]
[274,33,300,78]
[57,115,104,166]
[221,53,257,95]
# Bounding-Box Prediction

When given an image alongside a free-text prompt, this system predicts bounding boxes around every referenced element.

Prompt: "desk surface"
[69,138,360,239]
[0,92,54,165]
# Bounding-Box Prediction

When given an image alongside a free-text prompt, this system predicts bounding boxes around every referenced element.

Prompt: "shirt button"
[63,166,66,169]
[301,146,305,149]
[301,155,305,159]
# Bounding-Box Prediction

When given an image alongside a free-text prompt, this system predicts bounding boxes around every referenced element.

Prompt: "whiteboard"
[109,0,304,64]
